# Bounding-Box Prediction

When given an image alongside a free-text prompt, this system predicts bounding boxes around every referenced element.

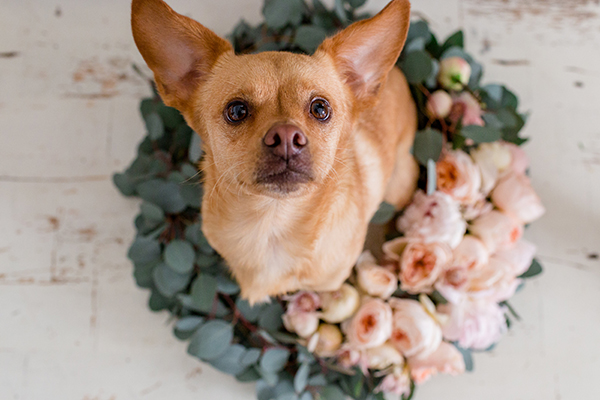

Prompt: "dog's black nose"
[263,124,307,160]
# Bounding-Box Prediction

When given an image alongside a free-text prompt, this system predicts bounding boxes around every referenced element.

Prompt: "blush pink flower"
[365,342,405,370]
[493,239,536,276]
[356,252,398,299]
[450,92,484,126]
[426,90,453,119]
[375,367,412,397]
[336,344,363,369]
[407,341,466,384]
[437,299,508,350]
[491,173,546,224]
[452,235,489,270]
[438,57,471,90]
[282,311,319,338]
[388,298,442,358]
[284,291,320,314]
[436,150,482,205]
[505,142,529,175]
[469,210,523,253]
[397,190,467,249]
[470,142,512,194]
[344,298,393,350]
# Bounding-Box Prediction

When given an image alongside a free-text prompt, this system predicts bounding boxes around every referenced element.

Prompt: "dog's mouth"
[255,158,314,194]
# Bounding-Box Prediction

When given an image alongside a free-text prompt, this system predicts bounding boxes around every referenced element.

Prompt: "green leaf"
[412,128,443,166]
[196,253,220,269]
[133,260,158,288]
[136,179,187,214]
[237,367,262,382]
[334,0,348,23]
[300,393,313,400]
[241,348,262,366]
[148,289,170,311]
[113,173,135,196]
[320,386,346,400]
[156,104,183,130]
[140,201,165,223]
[426,158,437,195]
[259,302,284,331]
[164,240,196,274]
[152,262,191,297]
[454,345,474,372]
[294,25,327,53]
[461,125,502,143]
[145,112,164,140]
[400,50,433,84]
[174,316,204,340]
[370,202,396,224]
[406,20,430,44]
[236,298,265,322]
[190,274,218,312]
[216,274,241,295]
[187,320,233,361]
[260,348,290,373]
[128,237,161,265]
[519,258,543,278]
[294,363,310,393]
[263,0,305,30]
[180,183,202,208]
[185,223,214,253]
[346,0,367,8]
[441,30,464,51]
[210,344,248,375]
[307,374,327,386]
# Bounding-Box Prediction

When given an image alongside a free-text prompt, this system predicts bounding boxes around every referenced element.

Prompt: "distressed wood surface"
[1,0,599,399]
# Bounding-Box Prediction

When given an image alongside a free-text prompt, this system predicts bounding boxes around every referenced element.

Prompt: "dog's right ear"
[131,0,233,112]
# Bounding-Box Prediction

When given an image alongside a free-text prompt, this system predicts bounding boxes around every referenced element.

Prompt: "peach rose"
[452,235,489,270]
[356,259,398,300]
[493,239,536,276]
[438,57,471,90]
[375,367,412,397]
[400,240,452,294]
[319,283,360,324]
[365,342,404,370]
[407,341,465,384]
[284,291,320,314]
[436,150,482,205]
[309,324,343,357]
[470,142,512,194]
[449,92,484,126]
[437,299,507,350]
[282,311,319,338]
[426,90,453,119]
[344,298,393,350]
[491,173,546,224]
[505,142,529,175]
[397,190,467,249]
[469,210,523,253]
[461,198,494,221]
[388,298,442,358]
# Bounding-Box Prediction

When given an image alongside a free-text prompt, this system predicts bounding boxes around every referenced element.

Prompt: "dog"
[131,0,418,303]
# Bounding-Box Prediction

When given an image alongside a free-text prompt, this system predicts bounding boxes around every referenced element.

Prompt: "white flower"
[319,283,360,324]
[470,142,513,194]
[282,311,319,338]
[493,239,536,276]
[491,173,545,224]
[388,298,443,358]
[397,190,467,249]
[452,235,489,270]
[469,210,523,253]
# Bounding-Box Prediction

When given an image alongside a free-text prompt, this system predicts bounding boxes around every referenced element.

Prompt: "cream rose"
[470,142,513,194]
[437,299,508,350]
[491,173,546,224]
[493,239,536,276]
[365,342,404,370]
[407,341,466,384]
[452,235,489,270]
[319,283,360,324]
[309,324,343,357]
[397,190,467,249]
[436,150,482,205]
[469,210,523,253]
[356,261,398,300]
[388,298,442,358]
[344,298,393,350]
[282,311,319,338]
[505,142,528,175]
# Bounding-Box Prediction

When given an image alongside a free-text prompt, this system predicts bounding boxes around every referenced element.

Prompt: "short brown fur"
[132,0,418,303]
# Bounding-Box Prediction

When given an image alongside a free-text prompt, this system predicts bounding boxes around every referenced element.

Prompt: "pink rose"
[356,252,398,299]
[336,344,363,369]
[375,367,412,397]
[365,342,404,370]
[407,341,465,384]
[493,239,536,276]
[469,210,523,253]
[437,299,508,350]
[452,235,489,270]
[436,150,482,205]
[426,90,453,119]
[282,311,319,338]
[388,298,442,358]
[470,142,512,194]
[505,142,529,175]
[344,298,393,350]
[397,190,467,249]
[450,92,484,126]
[383,238,452,294]
[491,173,546,224]
[284,291,320,314]
[461,198,494,221]
[438,57,471,90]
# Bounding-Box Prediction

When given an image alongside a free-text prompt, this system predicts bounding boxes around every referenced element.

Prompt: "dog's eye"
[310,98,331,121]
[225,100,249,123]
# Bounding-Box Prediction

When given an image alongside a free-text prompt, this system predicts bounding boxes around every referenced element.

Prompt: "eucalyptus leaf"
[128,237,161,265]
[174,316,204,340]
[152,262,191,297]
[113,173,135,196]
[370,202,396,225]
[145,112,164,140]
[236,298,265,322]
[299,393,313,400]
[294,363,310,393]
[518,258,543,278]
[148,289,170,311]
[164,239,196,274]
[210,344,248,375]
[454,345,474,372]
[461,125,502,143]
[412,128,443,166]
[294,25,327,53]
[187,320,233,361]
[241,348,262,367]
[140,201,164,223]
[190,274,218,312]
[260,348,290,373]
[320,386,346,400]
[136,179,187,214]
[180,183,202,208]
[263,0,304,30]
[401,50,433,84]
[237,367,262,383]
[259,302,284,331]
[216,274,241,295]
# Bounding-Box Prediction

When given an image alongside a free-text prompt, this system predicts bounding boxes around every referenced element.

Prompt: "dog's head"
[132,0,410,197]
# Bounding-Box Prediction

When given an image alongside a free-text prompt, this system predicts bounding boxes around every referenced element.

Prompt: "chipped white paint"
[0,0,599,399]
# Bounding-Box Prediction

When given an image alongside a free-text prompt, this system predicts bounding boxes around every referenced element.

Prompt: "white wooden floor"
[1,0,599,399]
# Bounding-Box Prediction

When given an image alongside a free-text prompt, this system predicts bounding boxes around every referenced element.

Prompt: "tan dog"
[131,0,418,303]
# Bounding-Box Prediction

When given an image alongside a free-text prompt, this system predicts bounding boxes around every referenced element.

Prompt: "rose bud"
[426,90,453,119]
[356,262,398,300]
[491,173,546,224]
[438,57,471,90]
[319,283,360,324]
[365,342,404,370]
[309,324,343,357]
[282,311,319,338]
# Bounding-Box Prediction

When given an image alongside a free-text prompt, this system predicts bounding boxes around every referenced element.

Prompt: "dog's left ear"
[317,0,411,104]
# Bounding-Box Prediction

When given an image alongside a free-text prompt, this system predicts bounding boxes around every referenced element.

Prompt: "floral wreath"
[114,0,545,399]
